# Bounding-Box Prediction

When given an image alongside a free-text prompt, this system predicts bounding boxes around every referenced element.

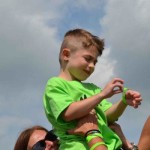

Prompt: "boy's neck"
[58,70,72,81]
[58,70,80,82]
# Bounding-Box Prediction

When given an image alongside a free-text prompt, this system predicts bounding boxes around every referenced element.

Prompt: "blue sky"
[0,0,150,149]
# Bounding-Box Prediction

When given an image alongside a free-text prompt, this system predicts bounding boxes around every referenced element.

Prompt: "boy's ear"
[62,48,70,61]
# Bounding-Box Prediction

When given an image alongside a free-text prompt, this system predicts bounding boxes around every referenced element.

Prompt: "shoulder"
[47,77,64,85]
[44,77,67,95]
[46,77,71,90]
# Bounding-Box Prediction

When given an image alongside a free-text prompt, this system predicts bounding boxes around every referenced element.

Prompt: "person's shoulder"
[47,77,62,84]
[46,77,67,86]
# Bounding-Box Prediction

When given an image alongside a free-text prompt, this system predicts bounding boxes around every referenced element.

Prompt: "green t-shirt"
[43,77,122,150]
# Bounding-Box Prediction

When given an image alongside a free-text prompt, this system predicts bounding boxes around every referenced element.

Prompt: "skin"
[69,113,150,150]
[27,130,46,150]
[15,47,143,150]
[108,123,132,149]
[58,47,142,149]
[68,112,107,150]
[105,89,142,123]
[138,116,150,150]
[59,48,124,121]
[59,47,98,81]
[26,116,150,150]
[68,112,133,149]
[27,130,58,150]
[59,48,142,123]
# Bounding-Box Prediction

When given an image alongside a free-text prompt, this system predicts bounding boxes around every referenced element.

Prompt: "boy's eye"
[84,57,97,65]
[84,57,91,62]
[94,60,97,65]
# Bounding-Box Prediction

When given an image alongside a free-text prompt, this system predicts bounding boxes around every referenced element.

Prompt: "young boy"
[43,28,142,150]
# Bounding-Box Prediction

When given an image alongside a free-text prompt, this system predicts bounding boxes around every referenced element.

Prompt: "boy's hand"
[101,78,124,99]
[125,90,142,108]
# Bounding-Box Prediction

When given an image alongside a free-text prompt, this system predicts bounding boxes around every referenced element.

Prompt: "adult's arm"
[68,112,107,150]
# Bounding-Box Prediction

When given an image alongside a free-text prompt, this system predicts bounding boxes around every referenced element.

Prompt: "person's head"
[59,28,105,81]
[14,125,59,150]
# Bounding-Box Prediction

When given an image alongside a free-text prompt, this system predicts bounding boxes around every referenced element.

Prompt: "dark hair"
[14,125,48,150]
[59,28,105,65]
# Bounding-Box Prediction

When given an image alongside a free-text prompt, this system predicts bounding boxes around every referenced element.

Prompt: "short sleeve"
[43,79,74,121]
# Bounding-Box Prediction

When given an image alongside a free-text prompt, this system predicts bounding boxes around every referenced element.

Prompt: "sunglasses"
[32,130,58,150]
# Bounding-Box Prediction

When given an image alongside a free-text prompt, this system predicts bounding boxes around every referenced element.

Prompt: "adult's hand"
[68,110,98,136]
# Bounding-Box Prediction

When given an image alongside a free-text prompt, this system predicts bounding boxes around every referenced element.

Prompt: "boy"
[43,29,142,150]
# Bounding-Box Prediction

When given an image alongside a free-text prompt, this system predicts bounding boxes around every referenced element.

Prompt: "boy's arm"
[62,78,124,121]
[105,100,127,123]
[105,89,142,123]
[63,93,104,121]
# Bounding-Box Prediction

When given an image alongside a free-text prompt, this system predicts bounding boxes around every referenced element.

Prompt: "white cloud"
[0,0,62,93]
[100,0,150,89]
[0,0,59,68]
[101,0,150,55]
[73,0,105,10]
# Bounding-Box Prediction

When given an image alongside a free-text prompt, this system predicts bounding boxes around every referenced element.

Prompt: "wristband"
[86,133,103,143]
[85,129,101,137]
[90,142,106,150]
[122,87,128,105]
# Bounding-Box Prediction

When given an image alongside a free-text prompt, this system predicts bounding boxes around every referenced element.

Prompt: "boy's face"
[65,47,99,81]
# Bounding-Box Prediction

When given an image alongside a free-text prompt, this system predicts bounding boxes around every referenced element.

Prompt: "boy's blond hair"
[59,28,104,66]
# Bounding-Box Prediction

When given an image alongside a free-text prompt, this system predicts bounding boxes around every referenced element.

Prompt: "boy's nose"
[89,62,95,69]
[88,63,95,74]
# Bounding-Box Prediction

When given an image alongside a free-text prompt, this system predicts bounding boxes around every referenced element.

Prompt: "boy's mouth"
[84,70,91,75]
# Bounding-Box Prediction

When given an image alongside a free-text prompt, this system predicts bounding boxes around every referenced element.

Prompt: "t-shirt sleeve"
[44,80,74,121]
